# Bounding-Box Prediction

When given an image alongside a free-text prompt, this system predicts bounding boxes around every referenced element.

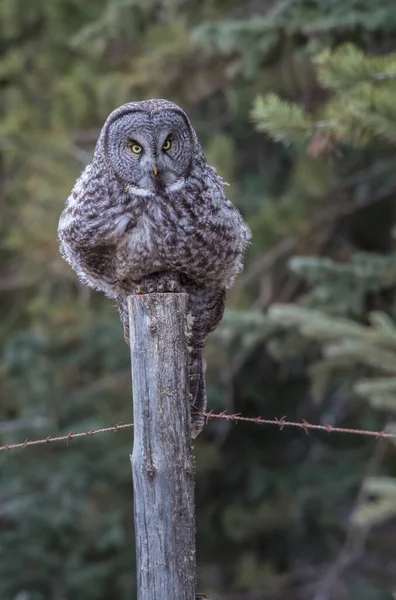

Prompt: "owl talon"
[168,279,180,292]
[157,281,166,292]
[134,283,150,294]
[147,281,157,293]
[136,272,182,294]
[134,280,157,294]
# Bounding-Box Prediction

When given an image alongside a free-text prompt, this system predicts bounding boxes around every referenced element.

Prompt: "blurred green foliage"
[2,1,396,599]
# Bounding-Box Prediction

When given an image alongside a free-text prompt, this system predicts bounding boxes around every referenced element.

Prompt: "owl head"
[97,99,202,197]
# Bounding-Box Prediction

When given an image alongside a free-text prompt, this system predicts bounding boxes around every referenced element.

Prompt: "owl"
[58,99,251,437]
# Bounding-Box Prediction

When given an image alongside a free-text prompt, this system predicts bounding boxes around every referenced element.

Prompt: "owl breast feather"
[115,197,245,288]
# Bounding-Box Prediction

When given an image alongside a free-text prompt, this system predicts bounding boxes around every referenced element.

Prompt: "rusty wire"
[0,411,395,452]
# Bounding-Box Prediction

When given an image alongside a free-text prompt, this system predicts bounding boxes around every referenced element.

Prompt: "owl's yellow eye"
[127,140,143,154]
[162,136,173,151]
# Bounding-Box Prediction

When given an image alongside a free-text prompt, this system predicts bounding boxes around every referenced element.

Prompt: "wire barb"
[0,412,395,452]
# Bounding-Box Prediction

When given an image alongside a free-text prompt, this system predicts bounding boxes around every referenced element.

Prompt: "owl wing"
[58,162,143,297]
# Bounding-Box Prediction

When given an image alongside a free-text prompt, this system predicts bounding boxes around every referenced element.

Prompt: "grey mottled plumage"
[58,99,251,437]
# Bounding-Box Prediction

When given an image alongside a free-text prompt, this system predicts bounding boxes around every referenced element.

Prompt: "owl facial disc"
[103,105,194,196]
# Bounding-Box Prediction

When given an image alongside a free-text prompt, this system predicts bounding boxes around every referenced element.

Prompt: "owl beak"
[153,167,159,176]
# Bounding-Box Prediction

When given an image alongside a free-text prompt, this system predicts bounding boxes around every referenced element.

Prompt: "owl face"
[103,106,194,196]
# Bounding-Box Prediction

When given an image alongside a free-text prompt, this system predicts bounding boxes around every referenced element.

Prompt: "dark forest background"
[2,1,396,599]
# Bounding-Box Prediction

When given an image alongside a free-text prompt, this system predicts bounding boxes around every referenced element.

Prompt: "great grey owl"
[58,99,251,437]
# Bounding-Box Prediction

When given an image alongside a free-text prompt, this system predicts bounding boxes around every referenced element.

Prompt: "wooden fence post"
[128,293,196,600]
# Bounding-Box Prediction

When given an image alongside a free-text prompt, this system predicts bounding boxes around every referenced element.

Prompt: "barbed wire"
[0,411,395,452]
[0,422,133,452]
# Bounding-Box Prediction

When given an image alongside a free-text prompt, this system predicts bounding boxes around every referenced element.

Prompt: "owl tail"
[189,349,206,439]
[116,292,208,438]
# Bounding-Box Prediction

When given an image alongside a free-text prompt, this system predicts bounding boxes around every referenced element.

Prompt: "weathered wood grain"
[128,293,196,600]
